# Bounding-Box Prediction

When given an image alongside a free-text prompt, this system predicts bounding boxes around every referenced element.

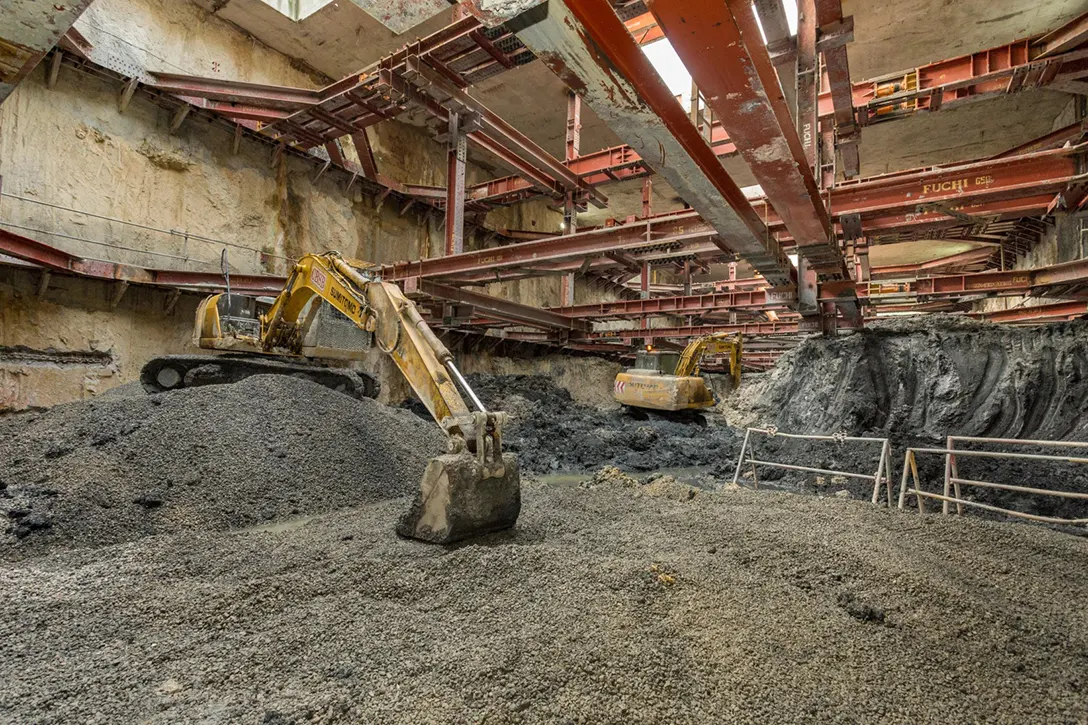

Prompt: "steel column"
[565,91,582,163]
[562,90,581,306]
[814,0,859,178]
[445,112,467,256]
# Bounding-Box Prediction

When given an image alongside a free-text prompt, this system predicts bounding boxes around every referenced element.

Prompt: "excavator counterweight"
[140,252,520,544]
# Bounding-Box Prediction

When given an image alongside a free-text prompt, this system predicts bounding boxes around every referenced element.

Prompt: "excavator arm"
[675,332,742,387]
[258,253,486,446]
[150,251,520,544]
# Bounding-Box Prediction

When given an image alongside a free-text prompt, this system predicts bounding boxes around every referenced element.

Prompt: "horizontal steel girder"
[648,0,844,280]
[502,0,795,286]
[405,278,590,331]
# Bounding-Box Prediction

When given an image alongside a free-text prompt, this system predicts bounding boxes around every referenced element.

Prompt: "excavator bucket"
[397,452,521,544]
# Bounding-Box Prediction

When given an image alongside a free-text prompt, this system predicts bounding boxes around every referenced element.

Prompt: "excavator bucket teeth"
[397,452,521,544]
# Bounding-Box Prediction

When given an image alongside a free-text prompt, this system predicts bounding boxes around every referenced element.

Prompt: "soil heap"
[0,375,444,559]
[733,317,1088,440]
[465,373,740,474]
[721,318,1088,516]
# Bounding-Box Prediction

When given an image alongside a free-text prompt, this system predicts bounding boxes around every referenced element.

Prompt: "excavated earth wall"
[732,317,1088,441]
[722,318,1088,519]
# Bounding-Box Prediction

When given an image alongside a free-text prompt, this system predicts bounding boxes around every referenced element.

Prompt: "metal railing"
[898,436,1088,524]
[732,427,895,505]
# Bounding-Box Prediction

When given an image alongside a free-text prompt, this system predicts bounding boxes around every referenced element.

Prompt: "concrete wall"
[0,0,602,411]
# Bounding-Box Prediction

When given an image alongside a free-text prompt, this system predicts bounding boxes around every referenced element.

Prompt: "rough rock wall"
[0,0,594,411]
[976,211,1087,314]
[0,268,197,410]
[729,319,1088,441]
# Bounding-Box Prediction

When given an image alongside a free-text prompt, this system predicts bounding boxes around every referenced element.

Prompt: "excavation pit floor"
[2,481,1086,724]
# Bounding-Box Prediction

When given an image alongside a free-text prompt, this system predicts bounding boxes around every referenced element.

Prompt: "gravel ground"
[2,478,1086,724]
[0,375,444,559]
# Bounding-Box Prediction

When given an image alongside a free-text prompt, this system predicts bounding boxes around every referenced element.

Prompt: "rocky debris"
[641,474,699,501]
[582,465,638,489]
[1,483,1086,724]
[730,318,1088,441]
[579,468,702,501]
[0,375,444,559]
[719,319,1088,518]
[463,374,740,474]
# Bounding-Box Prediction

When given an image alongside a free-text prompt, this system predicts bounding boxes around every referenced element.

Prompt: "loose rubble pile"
[2,324,1087,723]
[465,373,740,474]
[0,375,443,559]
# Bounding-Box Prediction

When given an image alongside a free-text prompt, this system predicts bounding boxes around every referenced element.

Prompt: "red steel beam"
[405,278,590,332]
[796,0,820,169]
[381,212,717,281]
[823,145,1081,218]
[276,13,482,129]
[975,300,1088,323]
[813,0,859,178]
[623,12,664,46]
[550,288,798,319]
[456,30,1085,210]
[456,147,1084,284]
[0,228,285,294]
[500,0,795,286]
[0,1,95,104]
[1033,11,1088,58]
[401,56,606,207]
[580,317,863,341]
[149,74,320,109]
[649,0,845,280]
[909,258,1088,298]
[990,121,1088,159]
[870,247,997,279]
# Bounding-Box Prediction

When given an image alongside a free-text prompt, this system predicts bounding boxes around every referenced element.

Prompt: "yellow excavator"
[140,252,519,545]
[613,332,742,412]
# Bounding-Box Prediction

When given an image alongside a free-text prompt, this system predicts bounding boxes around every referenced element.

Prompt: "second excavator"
[613,332,742,412]
[140,252,520,545]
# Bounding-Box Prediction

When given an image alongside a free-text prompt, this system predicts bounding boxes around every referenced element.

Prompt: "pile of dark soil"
[723,319,1088,520]
[463,373,741,474]
[2,481,1086,724]
[742,317,1088,440]
[0,375,443,559]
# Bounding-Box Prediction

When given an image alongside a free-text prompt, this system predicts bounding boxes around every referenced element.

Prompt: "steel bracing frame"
[2,1,1087,363]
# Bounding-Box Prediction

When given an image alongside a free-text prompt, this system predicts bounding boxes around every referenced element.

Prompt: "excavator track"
[140,354,379,400]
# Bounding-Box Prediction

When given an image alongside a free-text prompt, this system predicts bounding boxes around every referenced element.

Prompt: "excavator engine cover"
[613,371,716,412]
[397,452,521,544]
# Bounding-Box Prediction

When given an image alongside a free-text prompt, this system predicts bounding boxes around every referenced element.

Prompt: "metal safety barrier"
[898,436,1088,525]
[732,427,895,505]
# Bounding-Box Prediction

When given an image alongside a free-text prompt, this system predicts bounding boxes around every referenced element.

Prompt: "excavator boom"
[141,252,520,544]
